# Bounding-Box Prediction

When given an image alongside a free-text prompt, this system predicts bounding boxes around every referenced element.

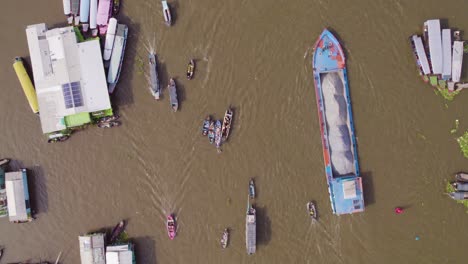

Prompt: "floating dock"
[312,29,364,215]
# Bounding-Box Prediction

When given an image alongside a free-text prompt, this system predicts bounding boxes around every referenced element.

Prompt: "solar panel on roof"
[62,82,83,108]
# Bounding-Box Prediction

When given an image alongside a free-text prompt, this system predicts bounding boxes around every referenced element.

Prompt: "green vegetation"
[434,87,461,101]
[446,182,468,211]
[457,131,468,159]
[464,42,468,53]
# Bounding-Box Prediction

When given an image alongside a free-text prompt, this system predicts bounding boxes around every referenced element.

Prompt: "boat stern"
[330,175,364,215]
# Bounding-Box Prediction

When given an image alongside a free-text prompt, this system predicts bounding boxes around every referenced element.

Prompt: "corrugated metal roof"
[79,234,106,264]
[452,41,464,83]
[412,35,431,75]
[106,244,134,264]
[441,29,452,79]
[426,19,443,74]
[25,24,111,134]
[5,169,31,222]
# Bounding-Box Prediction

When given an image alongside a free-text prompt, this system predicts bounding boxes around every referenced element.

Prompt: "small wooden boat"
[245,198,256,254]
[113,0,120,15]
[208,121,215,144]
[221,108,233,141]
[449,192,468,200]
[109,220,126,244]
[98,121,121,128]
[187,60,195,80]
[220,228,229,249]
[307,201,317,221]
[202,116,211,136]
[162,1,172,26]
[148,53,161,100]
[249,179,255,199]
[168,78,178,112]
[455,172,468,182]
[98,115,120,123]
[452,181,468,192]
[214,120,222,149]
[166,214,177,240]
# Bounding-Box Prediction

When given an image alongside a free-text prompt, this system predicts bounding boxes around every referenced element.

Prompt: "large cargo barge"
[312,29,364,215]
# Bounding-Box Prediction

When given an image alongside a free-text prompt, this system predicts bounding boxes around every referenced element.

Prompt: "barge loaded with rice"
[312,29,364,215]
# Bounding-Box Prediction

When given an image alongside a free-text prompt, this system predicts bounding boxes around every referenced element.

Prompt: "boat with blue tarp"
[312,29,364,215]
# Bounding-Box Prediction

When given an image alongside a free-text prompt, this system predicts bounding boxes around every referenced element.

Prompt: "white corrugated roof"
[342,179,357,199]
[5,170,28,222]
[106,244,134,264]
[426,19,443,74]
[79,234,106,264]
[25,23,111,134]
[452,41,464,82]
[441,29,452,79]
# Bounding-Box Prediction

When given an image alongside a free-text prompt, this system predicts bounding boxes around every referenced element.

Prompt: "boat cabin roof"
[106,244,135,264]
[5,169,31,222]
[79,233,106,264]
[330,176,364,215]
[425,19,443,74]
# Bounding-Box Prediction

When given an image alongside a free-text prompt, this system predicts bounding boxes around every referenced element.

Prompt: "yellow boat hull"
[13,57,39,114]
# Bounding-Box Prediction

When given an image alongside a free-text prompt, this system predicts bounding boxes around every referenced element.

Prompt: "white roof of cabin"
[426,19,443,74]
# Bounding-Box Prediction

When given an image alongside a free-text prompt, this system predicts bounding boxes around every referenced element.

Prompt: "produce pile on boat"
[410,19,468,99]
[201,108,233,152]
[448,172,468,201]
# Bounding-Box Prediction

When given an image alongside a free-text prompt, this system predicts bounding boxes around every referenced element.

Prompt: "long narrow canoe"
[148,53,160,99]
[312,29,364,215]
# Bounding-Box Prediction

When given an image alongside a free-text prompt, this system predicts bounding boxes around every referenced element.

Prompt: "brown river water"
[1,0,468,263]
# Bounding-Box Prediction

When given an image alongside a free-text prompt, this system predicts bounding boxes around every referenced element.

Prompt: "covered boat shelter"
[79,233,106,264]
[5,169,33,223]
[25,23,112,136]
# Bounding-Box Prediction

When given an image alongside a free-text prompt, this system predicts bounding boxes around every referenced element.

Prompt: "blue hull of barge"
[312,29,364,215]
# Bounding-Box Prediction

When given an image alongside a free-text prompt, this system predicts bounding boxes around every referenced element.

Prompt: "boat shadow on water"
[110,16,141,108]
[255,205,271,246]
[7,160,49,215]
[133,236,157,264]
[361,171,375,207]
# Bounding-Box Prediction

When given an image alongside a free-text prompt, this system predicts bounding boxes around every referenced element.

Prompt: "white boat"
[245,198,256,255]
[80,0,90,32]
[63,0,72,24]
[162,1,172,26]
[441,29,452,80]
[103,18,118,61]
[410,35,431,76]
[71,0,80,26]
[107,24,128,94]
[452,41,464,83]
[90,0,98,36]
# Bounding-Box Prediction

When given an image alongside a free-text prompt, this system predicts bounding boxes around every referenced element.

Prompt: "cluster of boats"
[448,172,468,200]
[96,114,121,128]
[202,108,233,152]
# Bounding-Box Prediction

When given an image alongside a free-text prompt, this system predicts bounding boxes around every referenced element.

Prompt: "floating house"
[441,29,452,80]
[106,244,136,264]
[79,233,106,264]
[312,29,364,215]
[25,23,113,141]
[452,41,464,83]
[5,169,33,223]
[425,19,443,75]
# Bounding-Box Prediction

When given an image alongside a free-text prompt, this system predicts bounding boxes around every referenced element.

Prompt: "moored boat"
[71,0,80,26]
[168,78,178,112]
[166,214,177,240]
[202,116,211,136]
[0,158,10,167]
[98,120,121,128]
[107,24,128,93]
[98,114,119,123]
[449,192,468,200]
[245,198,256,255]
[148,53,160,99]
[162,1,172,26]
[63,0,72,24]
[220,228,229,249]
[13,57,39,114]
[409,35,431,80]
[113,0,120,15]
[312,29,364,215]
[307,201,317,221]
[80,0,90,32]
[214,120,222,149]
[208,121,215,144]
[109,220,126,244]
[221,108,233,141]
[452,181,468,192]
[249,178,255,199]
[187,59,195,80]
[97,0,113,36]
[455,172,468,182]
[103,18,118,61]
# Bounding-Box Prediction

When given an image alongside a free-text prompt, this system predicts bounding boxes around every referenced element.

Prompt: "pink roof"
[96,0,111,26]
